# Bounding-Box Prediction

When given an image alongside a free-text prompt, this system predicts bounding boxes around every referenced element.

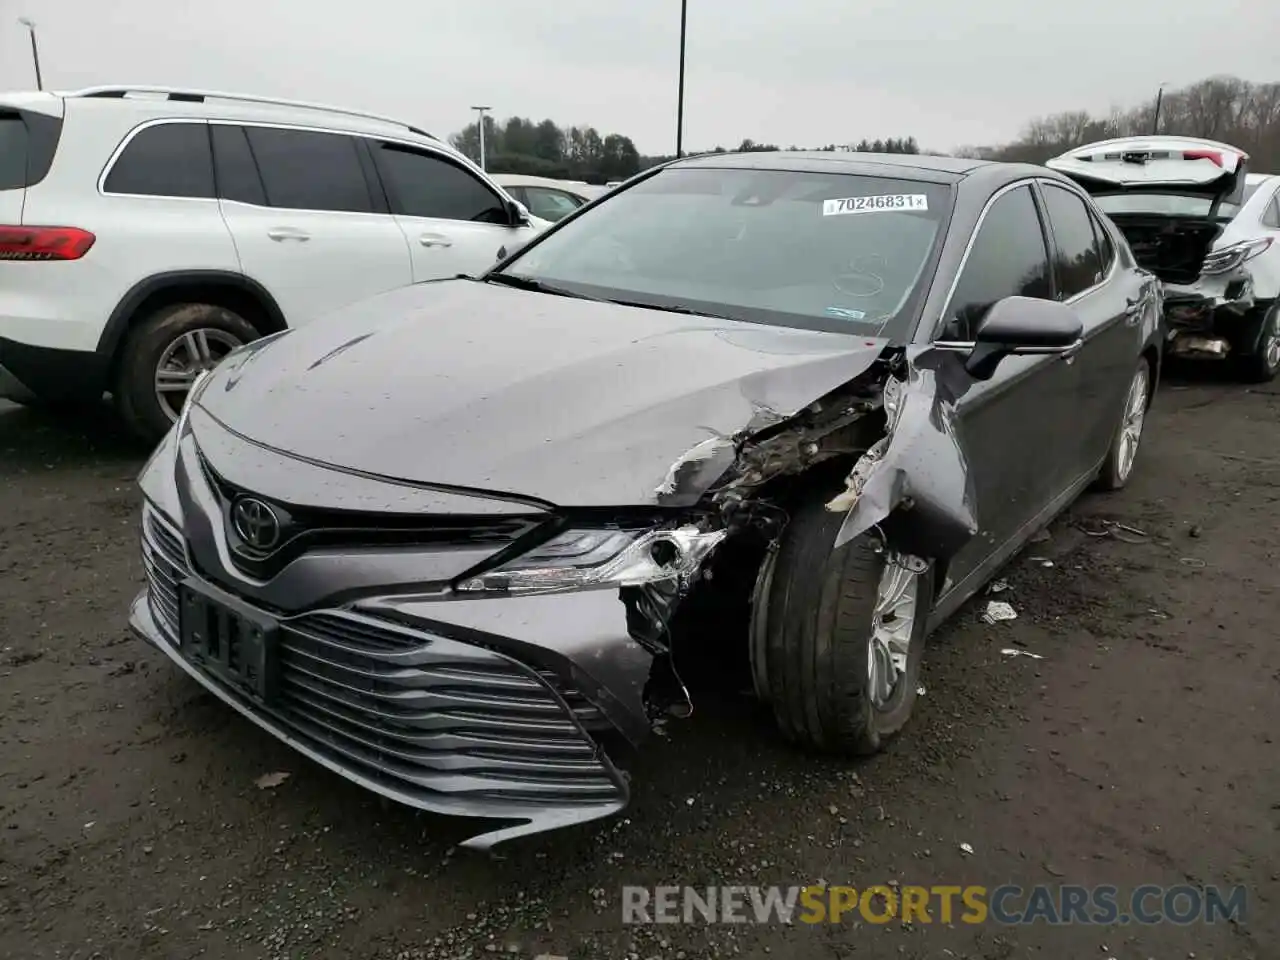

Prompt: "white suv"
[0,85,548,441]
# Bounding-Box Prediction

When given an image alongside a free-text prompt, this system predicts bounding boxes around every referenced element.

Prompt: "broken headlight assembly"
[456,525,727,595]
[1202,237,1273,276]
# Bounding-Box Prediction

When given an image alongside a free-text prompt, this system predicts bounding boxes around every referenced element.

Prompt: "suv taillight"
[0,226,96,261]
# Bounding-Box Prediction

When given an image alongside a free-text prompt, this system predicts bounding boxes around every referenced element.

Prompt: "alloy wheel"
[1115,364,1149,483]
[867,560,920,709]
[154,328,243,422]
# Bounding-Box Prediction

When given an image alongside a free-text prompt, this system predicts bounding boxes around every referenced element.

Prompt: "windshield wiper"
[484,273,602,300]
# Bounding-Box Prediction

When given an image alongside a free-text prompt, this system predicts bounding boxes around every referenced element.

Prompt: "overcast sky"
[2,0,1277,155]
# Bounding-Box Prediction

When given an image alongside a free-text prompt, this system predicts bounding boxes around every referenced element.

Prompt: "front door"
[933,182,1082,592]
[366,141,542,280]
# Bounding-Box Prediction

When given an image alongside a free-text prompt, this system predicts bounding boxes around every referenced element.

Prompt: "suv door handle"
[419,234,454,248]
[267,227,310,242]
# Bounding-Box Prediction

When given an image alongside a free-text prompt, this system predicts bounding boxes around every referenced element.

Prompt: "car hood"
[1046,136,1249,205]
[195,279,891,507]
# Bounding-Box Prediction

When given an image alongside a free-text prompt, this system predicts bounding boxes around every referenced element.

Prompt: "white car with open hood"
[1047,136,1279,381]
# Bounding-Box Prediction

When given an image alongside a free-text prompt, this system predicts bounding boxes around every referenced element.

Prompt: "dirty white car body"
[1048,137,1279,379]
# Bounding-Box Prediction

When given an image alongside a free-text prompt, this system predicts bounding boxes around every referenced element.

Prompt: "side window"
[243,127,372,213]
[1089,209,1115,271]
[103,122,214,199]
[524,187,583,222]
[943,185,1052,341]
[372,144,509,224]
[210,124,266,206]
[1262,193,1280,229]
[1041,184,1105,299]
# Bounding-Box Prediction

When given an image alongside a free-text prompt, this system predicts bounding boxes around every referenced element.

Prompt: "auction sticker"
[823,194,928,216]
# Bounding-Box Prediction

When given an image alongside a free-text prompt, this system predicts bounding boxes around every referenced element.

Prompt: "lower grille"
[137,503,620,807]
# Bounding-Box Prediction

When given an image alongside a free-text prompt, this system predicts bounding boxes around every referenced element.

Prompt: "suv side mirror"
[965,296,1083,380]
[507,199,533,227]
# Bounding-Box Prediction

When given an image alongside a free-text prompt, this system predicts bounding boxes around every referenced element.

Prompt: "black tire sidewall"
[114,303,258,443]
[1246,303,1280,382]
[752,495,931,756]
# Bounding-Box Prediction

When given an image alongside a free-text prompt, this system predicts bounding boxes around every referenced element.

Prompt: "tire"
[749,495,931,757]
[113,303,258,444]
[1095,357,1152,492]
[1238,303,1280,383]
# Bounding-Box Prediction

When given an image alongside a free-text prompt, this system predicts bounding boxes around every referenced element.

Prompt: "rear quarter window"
[0,109,63,190]
[103,122,215,199]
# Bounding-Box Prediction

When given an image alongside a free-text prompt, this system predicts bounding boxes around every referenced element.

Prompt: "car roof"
[668,150,1053,189]
[43,85,447,149]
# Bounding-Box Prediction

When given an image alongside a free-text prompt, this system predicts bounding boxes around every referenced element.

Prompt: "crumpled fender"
[828,346,978,560]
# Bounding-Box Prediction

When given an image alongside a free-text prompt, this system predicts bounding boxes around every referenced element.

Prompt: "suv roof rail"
[62,85,438,140]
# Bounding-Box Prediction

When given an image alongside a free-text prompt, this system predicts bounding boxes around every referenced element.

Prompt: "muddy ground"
[1,371,1278,960]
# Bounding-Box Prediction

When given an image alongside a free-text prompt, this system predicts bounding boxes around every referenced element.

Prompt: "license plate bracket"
[178,579,279,703]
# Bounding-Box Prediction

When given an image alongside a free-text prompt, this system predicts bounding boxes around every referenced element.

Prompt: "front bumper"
[132,505,632,850]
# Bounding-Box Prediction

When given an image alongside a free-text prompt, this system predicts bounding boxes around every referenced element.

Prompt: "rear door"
[365,141,541,280]
[934,182,1082,589]
[214,124,412,327]
[1036,179,1153,475]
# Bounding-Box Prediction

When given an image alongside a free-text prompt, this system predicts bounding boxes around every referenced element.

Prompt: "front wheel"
[113,303,257,444]
[1095,358,1151,491]
[749,496,931,757]
[1239,303,1280,383]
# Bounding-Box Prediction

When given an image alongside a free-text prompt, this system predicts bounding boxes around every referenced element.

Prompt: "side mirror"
[964,296,1083,380]
[507,199,533,227]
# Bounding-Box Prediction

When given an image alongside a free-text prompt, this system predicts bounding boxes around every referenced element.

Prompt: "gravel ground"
[1,373,1278,960]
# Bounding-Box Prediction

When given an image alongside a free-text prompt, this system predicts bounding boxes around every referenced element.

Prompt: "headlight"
[1202,237,1272,276]
[456,525,727,595]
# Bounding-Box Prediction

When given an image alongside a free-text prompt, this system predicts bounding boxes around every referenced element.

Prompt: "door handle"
[419,234,454,248]
[267,227,310,242]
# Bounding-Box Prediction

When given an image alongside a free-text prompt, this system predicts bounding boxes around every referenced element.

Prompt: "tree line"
[953,75,1280,170]
[449,117,921,182]
[450,117,642,183]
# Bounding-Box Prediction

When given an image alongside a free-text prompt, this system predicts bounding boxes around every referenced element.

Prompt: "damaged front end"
[131,337,985,853]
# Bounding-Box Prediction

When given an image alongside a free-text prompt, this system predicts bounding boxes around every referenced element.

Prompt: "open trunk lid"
[1046,136,1250,286]
[0,92,65,225]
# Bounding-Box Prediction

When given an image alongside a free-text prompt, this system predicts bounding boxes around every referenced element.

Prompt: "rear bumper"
[132,508,633,850]
[0,338,108,403]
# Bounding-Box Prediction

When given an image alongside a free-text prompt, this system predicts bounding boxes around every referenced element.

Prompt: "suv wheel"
[114,303,258,443]
[749,496,931,757]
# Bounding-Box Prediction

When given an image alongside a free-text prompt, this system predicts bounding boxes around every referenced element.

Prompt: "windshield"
[1093,192,1242,221]
[495,166,952,339]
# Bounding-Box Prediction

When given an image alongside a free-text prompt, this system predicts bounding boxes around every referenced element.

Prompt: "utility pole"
[471,105,491,170]
[1151,83,1166,135]
[18,18,43,91]
[675,0,688,157]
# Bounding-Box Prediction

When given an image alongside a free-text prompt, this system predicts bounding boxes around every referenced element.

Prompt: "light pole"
[471,105,491,170]
[675,0,687,157]
[17,17,43,91]
[1151,82,1168,135]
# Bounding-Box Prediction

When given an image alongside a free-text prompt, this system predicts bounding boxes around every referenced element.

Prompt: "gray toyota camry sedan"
[131,152,1164,850]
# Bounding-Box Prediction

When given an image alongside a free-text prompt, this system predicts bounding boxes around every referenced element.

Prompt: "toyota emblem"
[231,497,281,551]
